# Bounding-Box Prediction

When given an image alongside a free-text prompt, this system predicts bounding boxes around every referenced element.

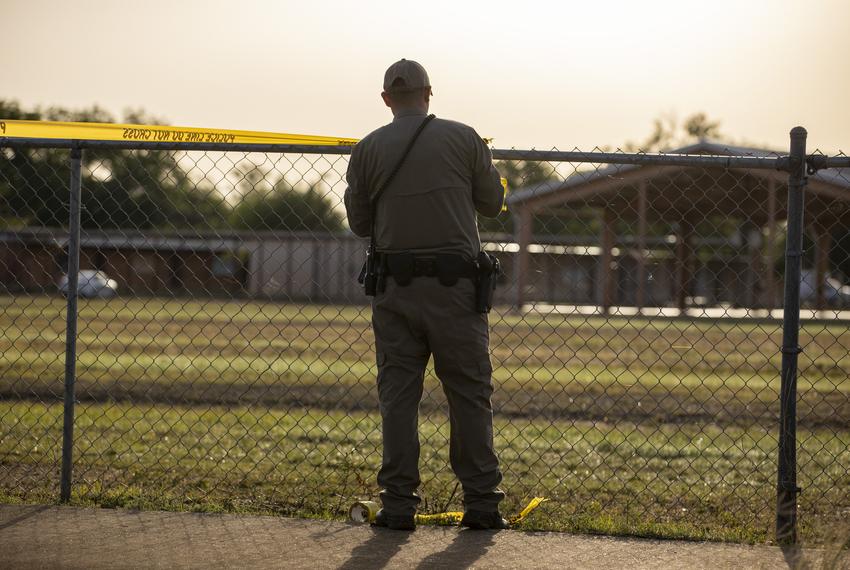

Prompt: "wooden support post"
[597,207,615,313]
[637,181,648,311]
[815,225,831,310]
[312,240,320,302]
[514,206,532,310]
[256,241,265,297]
[675,217,693,312]
[766,179,778,309]
[743,222,761,309]
[286,239,294,298]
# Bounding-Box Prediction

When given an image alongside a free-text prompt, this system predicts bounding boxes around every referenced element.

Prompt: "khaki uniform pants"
[372,276,504,516]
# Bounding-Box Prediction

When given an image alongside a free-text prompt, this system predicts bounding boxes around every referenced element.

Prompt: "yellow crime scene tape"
[0,119,359,146]
[349,497,547,527]
[0,119,508,208]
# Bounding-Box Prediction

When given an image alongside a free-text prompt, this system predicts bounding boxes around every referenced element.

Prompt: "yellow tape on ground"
[415,511,465,525]
[414,497,547,527]
[507,496,548,525]
[0,119,358,146]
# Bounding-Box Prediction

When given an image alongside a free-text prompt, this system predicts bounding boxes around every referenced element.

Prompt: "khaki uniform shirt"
[344,110,504,258]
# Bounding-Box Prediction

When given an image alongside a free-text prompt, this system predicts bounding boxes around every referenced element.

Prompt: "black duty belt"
[377,252,477,287]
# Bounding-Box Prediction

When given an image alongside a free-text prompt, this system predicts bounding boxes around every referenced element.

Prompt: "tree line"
[0,100,718,237]
[0,100,344,233]
[4,102,846,279]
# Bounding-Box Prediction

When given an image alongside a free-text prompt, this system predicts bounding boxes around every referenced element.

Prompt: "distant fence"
[0,128,848,543]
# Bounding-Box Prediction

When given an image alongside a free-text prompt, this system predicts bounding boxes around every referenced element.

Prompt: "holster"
[360,246,388,296]
[359,247,376,296]
[474,251,501,314]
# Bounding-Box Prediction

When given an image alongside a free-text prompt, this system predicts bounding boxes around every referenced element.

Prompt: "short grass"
[2,400,848,544]
[1,295,849,543]
[3,296,848,425]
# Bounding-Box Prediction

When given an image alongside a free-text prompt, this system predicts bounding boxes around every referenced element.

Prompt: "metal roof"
[506,140,849,206]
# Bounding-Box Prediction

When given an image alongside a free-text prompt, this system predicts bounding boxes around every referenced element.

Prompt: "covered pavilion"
[506,141,850,312]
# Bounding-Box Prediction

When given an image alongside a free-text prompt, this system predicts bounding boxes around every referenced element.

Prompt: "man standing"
[344,59,507,531]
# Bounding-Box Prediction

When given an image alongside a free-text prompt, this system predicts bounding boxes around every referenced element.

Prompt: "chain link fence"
[0,131,848,543]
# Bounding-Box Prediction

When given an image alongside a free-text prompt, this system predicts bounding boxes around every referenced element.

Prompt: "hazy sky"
[4,0,849,153]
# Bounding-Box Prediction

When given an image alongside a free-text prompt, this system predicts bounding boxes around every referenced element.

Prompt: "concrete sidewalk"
[0,504,841,569]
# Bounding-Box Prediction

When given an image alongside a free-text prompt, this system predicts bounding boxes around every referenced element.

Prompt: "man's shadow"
[415,528,498,569]
[338,526,412,570]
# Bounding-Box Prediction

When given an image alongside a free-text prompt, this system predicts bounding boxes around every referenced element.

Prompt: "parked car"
[58,270,118,298]
[799,269,850,308]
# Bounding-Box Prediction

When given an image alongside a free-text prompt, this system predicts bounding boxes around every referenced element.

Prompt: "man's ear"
[381,92,392,108]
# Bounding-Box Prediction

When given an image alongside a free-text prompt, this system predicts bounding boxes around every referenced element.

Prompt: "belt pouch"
[387,252,415,286]
[436,253,466,286]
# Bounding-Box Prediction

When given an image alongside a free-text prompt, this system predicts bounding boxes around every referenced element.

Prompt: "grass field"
[1,294,849,543]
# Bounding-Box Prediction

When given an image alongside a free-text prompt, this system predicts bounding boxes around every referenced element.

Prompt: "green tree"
[228,162,343,232]
[0,100,228,230]
[479,160,557,234]
[625,112,724,152]
[1,100,71,227]
[231,182,344,232]
[496,159,554,191]
[683,112,721,140]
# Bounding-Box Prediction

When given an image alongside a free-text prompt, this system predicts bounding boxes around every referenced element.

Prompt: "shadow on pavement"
[780,544,804,569]
[415,528,498,569]
[338,526,412,570]
[0,505,51,531]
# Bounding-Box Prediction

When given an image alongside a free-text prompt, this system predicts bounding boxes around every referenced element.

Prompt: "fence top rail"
[2,136,848,171]
[491,148,789,170]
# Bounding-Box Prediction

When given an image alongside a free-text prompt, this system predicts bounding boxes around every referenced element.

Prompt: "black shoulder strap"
[368,114,435,246]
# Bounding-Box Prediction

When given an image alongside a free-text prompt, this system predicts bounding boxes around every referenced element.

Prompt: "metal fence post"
[60,145,83,503]
[776,126,807,543]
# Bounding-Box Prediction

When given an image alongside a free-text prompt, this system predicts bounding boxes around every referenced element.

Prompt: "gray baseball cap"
[383,59,431,92]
